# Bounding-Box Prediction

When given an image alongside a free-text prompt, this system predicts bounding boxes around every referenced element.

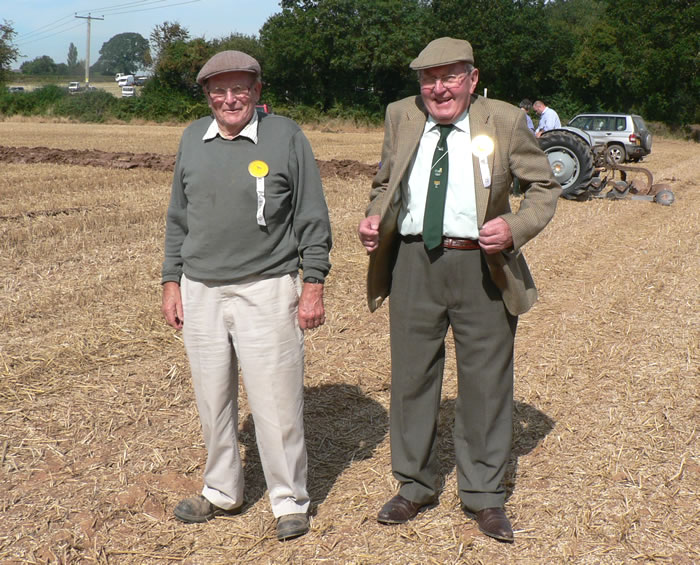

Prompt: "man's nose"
[433,80,448,94]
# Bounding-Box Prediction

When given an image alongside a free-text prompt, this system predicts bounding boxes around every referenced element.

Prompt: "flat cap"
[196,50,261,85]
[410,37,474,70]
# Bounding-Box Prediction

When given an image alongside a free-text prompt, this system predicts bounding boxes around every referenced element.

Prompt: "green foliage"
[125,79,210,122]
[20,55,58,75]
[553,0,699,124]
[260,0,429,111]
[0,84,65,116]
[54,89,116,122]
[67,43,78,67]
[93,32,152,76]
[0,20,20,84]
[150,21,190,66]
[151,37,211,99]
[211,33,264,65]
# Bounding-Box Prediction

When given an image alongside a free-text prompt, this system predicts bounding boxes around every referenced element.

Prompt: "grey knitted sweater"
[162,113,332,285]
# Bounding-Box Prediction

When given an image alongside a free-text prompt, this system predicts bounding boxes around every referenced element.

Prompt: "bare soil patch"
[0,121,698,564]
[0,145,378,180]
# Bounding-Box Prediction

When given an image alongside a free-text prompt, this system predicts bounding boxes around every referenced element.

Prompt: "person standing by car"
[534,100,561,137]
[161,50,332,541]
[357,37,560,542]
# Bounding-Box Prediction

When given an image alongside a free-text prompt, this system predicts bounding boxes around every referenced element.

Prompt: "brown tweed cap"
[410,37,474,70]
[196,50,261,85]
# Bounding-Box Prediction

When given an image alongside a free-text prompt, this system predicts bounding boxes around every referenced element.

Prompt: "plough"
[587,158,675,206]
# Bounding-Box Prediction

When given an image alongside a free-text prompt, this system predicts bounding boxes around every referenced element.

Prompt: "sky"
[3,0,283,69]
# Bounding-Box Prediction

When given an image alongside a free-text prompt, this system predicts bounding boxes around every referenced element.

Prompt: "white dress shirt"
[398,110,479,239]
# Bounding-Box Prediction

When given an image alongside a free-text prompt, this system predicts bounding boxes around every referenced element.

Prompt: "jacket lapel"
[393,100,426,194]
[468,96,496,227]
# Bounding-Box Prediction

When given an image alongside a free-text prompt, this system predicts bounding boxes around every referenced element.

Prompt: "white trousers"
[181,273,309,518]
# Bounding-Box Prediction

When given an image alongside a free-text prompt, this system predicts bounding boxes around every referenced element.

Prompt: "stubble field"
[0,119,698,564]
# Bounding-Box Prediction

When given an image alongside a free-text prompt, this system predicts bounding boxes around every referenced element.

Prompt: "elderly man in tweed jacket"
[358,37,560,542]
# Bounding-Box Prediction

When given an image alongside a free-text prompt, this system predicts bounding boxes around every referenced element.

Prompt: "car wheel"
[605,144,626,164]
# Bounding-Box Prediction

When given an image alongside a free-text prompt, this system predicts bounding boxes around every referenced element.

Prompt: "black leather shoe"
[276,513,309,541]
[470,507,514,542]
[377,494,433,525]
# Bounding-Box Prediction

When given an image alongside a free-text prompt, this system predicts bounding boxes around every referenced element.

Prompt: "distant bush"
[124,80,210,122]
[54,90,116,122]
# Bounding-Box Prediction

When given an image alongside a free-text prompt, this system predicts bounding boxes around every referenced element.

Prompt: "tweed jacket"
[365,94,561,316]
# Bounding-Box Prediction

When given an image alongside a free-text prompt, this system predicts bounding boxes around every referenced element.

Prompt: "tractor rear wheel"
[539,131,595,199]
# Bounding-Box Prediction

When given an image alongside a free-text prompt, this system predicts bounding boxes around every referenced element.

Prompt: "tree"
[210,33,263,66]
[67,42,78,67]
[0,20,20,84]
[151,37,211,98]
[427,0,554,104]
[94,32,151,75]
[20,55,58,75]
[559,0,699,124]
[150,21,190,65]
[260,0,429,111]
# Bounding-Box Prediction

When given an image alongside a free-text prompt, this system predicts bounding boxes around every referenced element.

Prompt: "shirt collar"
[202,110,259,143]
[424,108,470,134]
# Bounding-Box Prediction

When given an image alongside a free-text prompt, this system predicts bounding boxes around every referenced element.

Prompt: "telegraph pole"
[75,13,104,86]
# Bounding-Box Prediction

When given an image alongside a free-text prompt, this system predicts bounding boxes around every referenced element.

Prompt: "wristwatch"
[303,276,323,284]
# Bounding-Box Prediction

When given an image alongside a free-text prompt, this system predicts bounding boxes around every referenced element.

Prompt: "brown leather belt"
[401,235,480,250]
[442,237,480,250]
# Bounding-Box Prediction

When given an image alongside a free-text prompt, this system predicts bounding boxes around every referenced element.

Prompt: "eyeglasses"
[419,72,468,89]
[207,85,252,100]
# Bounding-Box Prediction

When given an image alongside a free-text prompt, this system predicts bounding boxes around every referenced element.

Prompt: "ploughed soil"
[0,145,379,178]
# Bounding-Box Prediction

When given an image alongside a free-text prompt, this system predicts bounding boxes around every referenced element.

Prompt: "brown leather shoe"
[470,507,514,542]
[377,494,433,525]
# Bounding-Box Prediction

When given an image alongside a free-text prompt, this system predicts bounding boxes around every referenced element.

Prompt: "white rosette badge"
[472,135,494,188]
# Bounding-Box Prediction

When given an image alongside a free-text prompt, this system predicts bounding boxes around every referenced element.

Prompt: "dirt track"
[0,145,378,178]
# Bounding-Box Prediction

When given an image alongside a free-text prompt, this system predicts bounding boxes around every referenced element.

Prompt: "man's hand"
[162,281,184,329]
[298,282,325,330]
[479,217,514,255]
[358,214,381,253]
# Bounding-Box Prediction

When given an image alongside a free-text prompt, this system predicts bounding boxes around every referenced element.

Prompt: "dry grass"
[0,121,698,564]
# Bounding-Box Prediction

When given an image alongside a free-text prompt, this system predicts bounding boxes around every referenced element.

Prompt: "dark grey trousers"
[389,238,517,511]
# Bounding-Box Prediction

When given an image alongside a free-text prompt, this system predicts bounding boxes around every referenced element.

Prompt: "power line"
[16,22,86,48]
[105,0,201,17]
[16,0,202,49]
[76,0,201,18]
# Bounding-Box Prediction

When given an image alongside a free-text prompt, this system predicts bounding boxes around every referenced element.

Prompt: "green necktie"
[423,124,453,250]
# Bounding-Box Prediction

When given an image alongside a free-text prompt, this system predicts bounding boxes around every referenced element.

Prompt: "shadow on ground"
[239,383,388,511]
[437,399,555,501]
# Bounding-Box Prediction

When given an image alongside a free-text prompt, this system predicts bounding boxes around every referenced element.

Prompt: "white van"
[121,86,136,98]
[117,74,134,87]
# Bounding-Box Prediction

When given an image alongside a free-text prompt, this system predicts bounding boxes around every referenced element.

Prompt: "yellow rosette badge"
[248,160,269,178]
[471,135,494,159]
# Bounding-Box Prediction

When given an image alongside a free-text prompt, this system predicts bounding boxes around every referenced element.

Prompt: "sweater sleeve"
[289,130,332,282]
[161,139,188,284]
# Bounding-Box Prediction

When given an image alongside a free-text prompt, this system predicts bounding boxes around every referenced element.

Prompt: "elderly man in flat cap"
[358,37,560,542]
[162,50,332,541]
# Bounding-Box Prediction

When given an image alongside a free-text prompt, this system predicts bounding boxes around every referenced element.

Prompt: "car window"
[569,116,592,130]
[615,117,626,131]
[632,116,647,132]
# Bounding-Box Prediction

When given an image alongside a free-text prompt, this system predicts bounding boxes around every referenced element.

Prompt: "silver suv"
[567,113,652,163]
